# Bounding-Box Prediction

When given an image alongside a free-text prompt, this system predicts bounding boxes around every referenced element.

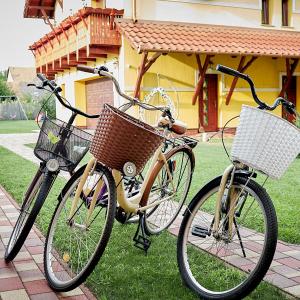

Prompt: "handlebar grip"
[37,73,47,82]
[77,65,97,74]
[216,64,246,79]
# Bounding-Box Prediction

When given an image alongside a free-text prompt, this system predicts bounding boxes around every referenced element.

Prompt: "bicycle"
[177,65,300,300]
[4,73,102,262]
[43,65,197,292]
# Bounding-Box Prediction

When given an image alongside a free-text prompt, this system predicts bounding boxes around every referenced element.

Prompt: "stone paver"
[0,185,96,300]
[166,203,300,299]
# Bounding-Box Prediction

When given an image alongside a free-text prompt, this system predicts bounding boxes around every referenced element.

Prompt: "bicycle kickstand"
[133,212,151,254]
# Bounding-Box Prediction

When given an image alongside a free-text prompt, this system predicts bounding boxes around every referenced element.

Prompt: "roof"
[6,67,36,97]
[7,67,36,83]
[24,0,56,19]
[116,19,300,58]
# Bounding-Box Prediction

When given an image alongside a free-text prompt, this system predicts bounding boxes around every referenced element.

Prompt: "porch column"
[279,58,299,97]
[192,54,212,105]
[133,52,161,98]
[225,56,257,105]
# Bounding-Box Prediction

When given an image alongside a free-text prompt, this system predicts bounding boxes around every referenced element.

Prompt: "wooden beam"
[41,9,60,45]
[134,52,148,99]
[192,54,211,105]
[225,56,257,105]
[279,58,299,97]
[78,10,88,30]
[133,52,162,98]
[68,16,77,35]
[195,54,203,74]
[57,0,63,9]
[60,25,68,40]
[28,6,55,10]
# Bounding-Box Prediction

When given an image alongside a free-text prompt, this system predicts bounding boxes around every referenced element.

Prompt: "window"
[282,0,289,26]
[261,0,269,24]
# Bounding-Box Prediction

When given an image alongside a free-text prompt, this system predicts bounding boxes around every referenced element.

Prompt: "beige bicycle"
[43,65,197,291]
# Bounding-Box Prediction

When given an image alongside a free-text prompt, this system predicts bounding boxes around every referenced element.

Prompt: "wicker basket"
[90,104,164,173]
[231,105,300,179]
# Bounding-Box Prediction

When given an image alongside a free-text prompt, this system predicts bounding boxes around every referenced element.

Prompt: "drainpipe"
[132,0,137,23]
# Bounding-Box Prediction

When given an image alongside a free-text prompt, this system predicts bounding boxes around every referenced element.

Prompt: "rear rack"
[166,136,198,149]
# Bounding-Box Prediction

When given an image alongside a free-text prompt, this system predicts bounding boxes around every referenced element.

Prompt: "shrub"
[295,116,300,158]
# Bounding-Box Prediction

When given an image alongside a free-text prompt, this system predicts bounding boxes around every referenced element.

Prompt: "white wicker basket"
[231,105,300,179]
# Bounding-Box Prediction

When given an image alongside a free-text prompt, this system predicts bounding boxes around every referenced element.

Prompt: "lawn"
[0,120,38,134]
[0,145,289,299]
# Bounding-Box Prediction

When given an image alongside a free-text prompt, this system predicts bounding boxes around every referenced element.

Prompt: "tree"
[0,70,13,99]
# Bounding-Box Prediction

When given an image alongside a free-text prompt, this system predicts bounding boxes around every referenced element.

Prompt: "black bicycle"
[4,72,105,261]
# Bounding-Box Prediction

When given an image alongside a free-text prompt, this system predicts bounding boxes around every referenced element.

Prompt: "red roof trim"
[116,19,300,58]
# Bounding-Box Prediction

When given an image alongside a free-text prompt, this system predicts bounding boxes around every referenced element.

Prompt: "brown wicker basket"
[90,104,164,173]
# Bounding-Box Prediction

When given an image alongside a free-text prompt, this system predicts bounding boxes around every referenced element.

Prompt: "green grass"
[0,145,289,299]
[0,120,38,134]
[24,138,300,243]
[190,140,300,244]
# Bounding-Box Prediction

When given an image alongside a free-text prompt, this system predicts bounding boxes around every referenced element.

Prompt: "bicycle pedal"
[133,235,151,253]
[192,225,210,238]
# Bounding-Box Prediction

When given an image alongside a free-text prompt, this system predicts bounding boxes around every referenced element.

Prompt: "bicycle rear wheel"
[44,163,116,292]
[5,169,55,261]
[143,146,194,235]
[177,175,277,300]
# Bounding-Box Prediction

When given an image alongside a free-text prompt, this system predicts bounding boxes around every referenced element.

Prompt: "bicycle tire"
[143,146,195,235]
[44,163,116,292]
[5,170,55,261]
[177,175,277,300]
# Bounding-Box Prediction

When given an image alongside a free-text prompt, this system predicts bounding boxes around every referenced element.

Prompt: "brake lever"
[283,101,296,115]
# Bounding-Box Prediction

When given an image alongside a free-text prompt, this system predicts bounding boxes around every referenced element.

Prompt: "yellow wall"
[74,81,87,127]
[122,39,299,130]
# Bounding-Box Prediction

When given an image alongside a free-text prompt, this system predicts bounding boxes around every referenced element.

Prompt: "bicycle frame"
[212,163,254,239]
[68,143,177,226]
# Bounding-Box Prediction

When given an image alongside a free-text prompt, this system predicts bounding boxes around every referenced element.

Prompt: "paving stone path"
[0,185,96,300]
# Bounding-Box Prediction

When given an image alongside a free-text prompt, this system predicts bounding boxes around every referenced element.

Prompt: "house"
[6,67,36,97]
[24,0,300,131]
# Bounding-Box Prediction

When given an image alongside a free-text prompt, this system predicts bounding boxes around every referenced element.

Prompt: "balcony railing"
[29,7,124,79]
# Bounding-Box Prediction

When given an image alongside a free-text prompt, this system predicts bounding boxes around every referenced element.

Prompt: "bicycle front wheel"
[5,169,55,262]
[44,163,116,292]
[144,146,194,235]
[177,175,277,300]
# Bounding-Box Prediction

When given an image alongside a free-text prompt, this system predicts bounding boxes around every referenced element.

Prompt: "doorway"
[199,74,218,132]
[282,75,296,123]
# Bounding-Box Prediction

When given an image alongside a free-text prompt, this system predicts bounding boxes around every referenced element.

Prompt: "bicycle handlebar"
[77,65,172,116]
[35,73,99,119]
[216,64,297,115]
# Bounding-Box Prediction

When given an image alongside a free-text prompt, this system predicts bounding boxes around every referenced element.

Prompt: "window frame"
[261,0,269,24]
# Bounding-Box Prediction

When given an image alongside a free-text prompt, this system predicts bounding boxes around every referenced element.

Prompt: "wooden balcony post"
[134,52,161,98]
[225,56,257,105]
[192,54,211,105]
[279,58,299,97]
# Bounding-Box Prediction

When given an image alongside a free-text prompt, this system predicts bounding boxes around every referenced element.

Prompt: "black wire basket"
[34,116,92,171]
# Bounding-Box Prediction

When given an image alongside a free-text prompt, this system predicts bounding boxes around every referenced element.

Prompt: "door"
[86,77,114,128]
[282,75,296,123]
[199,74,218,132]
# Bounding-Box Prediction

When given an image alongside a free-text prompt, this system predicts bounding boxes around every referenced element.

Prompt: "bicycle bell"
[123,162,137,177]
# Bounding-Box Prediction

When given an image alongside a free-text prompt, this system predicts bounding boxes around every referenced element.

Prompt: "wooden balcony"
[29,7,124,79]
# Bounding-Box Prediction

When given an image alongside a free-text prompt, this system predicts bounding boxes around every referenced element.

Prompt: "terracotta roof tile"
[116,19,300,57]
